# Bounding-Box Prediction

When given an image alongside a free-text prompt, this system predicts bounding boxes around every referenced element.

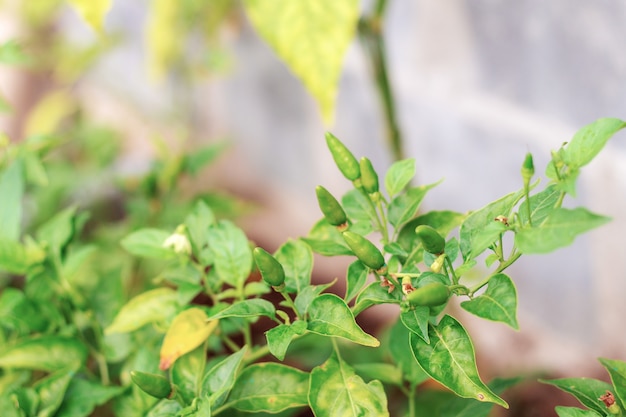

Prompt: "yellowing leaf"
[67,0,111,33]
[146,0,182,81]
[25,90,76,137]
[244,0,360,124]
[160,308,218,370]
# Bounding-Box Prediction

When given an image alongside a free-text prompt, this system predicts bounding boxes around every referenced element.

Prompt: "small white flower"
[163,225,191,255]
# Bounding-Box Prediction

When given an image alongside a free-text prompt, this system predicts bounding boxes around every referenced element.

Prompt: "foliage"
[1,2,625,417]
[1,111,623,415]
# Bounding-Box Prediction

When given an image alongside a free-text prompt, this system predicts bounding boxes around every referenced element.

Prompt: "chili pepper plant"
[1,116,625,416]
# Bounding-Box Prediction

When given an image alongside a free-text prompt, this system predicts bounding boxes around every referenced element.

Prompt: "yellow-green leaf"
[67,0,112,33]
[159,308,218,370]
[244,0,360,124]
[146,0,182,81]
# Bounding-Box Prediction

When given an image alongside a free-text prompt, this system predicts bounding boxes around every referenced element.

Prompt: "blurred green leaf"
[515,208,610,254]
[105,288,180,334]
[207,220,252,288]
[202,347,247,408]
[56,377,125,417]
[0,336,87,372]
[598,357,626,409]
[561,118,626,169]
[540,377,613,415]
[34,369,73,417]
[120,228,175,259]
[227,363,308,413]
[309,351,388,417]
[0,160,24,241]
[555,406,602,417]
[384,158,415,197]
[275,239,313,293]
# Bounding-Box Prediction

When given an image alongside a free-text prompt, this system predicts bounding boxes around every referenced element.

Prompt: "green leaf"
[345,260,368,303]
[294,282,335,317]
[184,200,216,257]
[384,158,415,197]
[266,321,307,361]
[342,189,376,224]
[518,184,560,226]
[555,406,602,417]
[206,220,252,288]
[56,378,125,417]
[104,288,180,334]
[353,282,402,316]
[515,208,611,254]
[0,40,29,65]
[307,294,379,347]
[34,369,73,417]
[460,189,524,261]
[0,238,45,275]
[0,160,24,241]
[146,399,182,416]
[540,377,612,415]
[461,273,519,330]
[440,377,522,417]
[0,288,47,334]
[202,347,247,408]
[388,182,439,228]
[227,363,308,412]
[410,315,508,408]
[400,307,430,343]
[207,299,275,321]
[303,219,352,256]
[598,358,626,408]
[275,239,313,293]
[67,0,112,33]
[0,336,87,371]
[120,229,175,259]
[353,363,403,386]
[171,344,207,405]
[243,0,360,123]
[562,118,626,169]
[22,151,48,186]
[467,220,507,260]
[309,351,389,417]
[36,206,77,256]
[386,319,429,386]
[183,143,228,175]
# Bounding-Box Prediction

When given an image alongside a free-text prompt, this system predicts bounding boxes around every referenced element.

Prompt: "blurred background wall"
[1,0,625,376]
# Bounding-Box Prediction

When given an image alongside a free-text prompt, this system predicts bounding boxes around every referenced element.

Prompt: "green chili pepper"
[315,185,348,227]
[359,157,379,194]
[521,152,534,184]
[415,225,446,255]
[253,247,286,287]
[342,231,385,271]
[130,370,172,399]
[325,132,360,181]
[407,282,450,307]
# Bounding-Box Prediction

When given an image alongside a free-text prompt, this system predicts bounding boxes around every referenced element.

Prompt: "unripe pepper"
[253,247,286,287]
[342,231,385,271]
[407,282,450,307]
[325,132,360,181]
[130,370,172,399]
[521,152,534,184]
[415,225,446,255]
[315,185,348,227]
[359,157,379,194]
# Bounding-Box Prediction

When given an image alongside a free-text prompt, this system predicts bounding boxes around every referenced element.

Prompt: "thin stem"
[279,291,301,320]
[358,1,405,162]
[444,256,458,285]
